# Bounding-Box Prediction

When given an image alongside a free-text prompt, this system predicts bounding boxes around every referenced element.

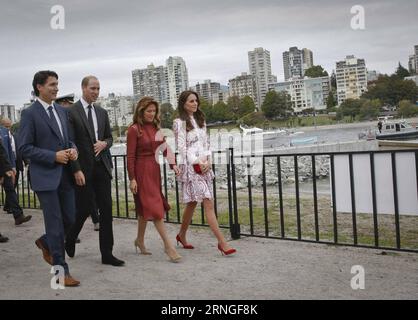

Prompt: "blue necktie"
[48,106,63,140]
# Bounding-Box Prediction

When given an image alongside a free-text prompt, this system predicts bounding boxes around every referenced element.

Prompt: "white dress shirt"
[37,98,64,138]
[80,97,98,141]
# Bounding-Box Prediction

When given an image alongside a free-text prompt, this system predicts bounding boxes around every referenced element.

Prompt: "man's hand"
[5,170,15,186]
[67,148,78,161]
[74,170,86,186]
[94,140,107,157]
[55,150,70,164]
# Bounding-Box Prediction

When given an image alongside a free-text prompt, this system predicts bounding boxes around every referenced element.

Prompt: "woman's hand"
[172,165,181,176]
[199,161,210,174]
[130,179,137,195]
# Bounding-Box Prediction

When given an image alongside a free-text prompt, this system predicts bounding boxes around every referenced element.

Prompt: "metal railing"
[3,148,418,253]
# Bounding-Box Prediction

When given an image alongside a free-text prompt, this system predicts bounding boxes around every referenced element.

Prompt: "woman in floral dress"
[173,91,236,256]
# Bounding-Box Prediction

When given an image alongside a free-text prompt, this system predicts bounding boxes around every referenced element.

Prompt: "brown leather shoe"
[35,238,53,265]
[64,275,80,287]
[15,214,32,226]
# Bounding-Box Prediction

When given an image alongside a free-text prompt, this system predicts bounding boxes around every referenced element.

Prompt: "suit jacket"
[13,133,24,172]
[69,100,113,178]
[0,126,15,169]
[18,100,76,191]
[0,140,12,176]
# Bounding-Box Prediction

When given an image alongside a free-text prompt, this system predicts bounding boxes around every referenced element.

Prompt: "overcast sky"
[1,0,417,108]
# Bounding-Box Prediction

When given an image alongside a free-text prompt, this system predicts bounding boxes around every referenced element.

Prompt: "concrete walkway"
[1,209,417,300]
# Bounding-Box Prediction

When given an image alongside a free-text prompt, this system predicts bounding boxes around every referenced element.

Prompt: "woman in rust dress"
[127,97,181,262]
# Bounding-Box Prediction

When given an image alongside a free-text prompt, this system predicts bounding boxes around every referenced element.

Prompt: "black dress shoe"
[65,239,76,258]
[15,214,32,226]
[0,233,9,243]
[102,255,125,267]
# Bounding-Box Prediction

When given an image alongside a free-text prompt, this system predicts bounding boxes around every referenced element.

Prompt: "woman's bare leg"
[203,199,233,250]
[177,201,197,244]
[153,219,181,261]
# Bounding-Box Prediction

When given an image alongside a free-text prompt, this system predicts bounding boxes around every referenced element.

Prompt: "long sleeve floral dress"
[173,117,215,204]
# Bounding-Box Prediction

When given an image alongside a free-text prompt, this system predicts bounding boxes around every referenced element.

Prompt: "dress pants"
[67,161,114,258]
[36,168,75,274]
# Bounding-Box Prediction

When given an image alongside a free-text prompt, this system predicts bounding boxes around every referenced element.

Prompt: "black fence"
[3,148,418,253]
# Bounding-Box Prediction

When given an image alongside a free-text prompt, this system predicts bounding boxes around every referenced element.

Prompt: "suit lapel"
[35,101,63,142]
[75,101,95,144]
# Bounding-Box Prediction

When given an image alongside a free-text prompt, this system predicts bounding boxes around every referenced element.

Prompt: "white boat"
[376,120,418,141]
[239,125,264,135]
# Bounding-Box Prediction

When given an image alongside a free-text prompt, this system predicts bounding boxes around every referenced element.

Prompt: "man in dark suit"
[0,119,32,225]
[0,139,15,243]
[55,94,100,236]
[65,75,124,267]
[18,70,80,286]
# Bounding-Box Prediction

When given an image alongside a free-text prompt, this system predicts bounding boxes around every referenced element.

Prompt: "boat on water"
[376,120,418,140]
[239,125,287,138]
[290,136,318,146]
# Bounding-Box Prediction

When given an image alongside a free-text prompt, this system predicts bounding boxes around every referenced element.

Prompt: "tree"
[239,111,266,127]
[304,65,329,78]
[212,101,233,122]
[397,100,418,118]
[239,96,256,118]
[326,90,337,110]
[160,103,174,128]
[199,98,214,123]
[261,91,293,120]
[395,62,410,79]
[362,74,418,106]
[227,96,241,118]
[359,99,381,120]
[337,98,364,121]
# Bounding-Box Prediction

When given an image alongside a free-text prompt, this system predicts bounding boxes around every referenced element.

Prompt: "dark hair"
[130,97,161,135]
[32,71,58,96]
[177,90,205,131]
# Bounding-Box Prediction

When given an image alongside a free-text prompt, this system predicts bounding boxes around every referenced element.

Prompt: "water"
[110,121,418,156]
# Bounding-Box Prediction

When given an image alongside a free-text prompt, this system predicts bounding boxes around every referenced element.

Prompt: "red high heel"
[176,234,194,249]
[217,243,236,256]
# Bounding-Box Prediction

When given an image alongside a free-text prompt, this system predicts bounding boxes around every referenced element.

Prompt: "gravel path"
[1,209,417,300]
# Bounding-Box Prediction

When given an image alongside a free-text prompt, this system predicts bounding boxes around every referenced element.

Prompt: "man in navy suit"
[0,121,32,225]
[18,70,80,286]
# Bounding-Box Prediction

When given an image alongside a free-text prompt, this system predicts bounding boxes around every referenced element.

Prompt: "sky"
[1,0,417,108]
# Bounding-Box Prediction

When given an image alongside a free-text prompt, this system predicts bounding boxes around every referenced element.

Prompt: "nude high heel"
[165,247,182,263]
[134,239,152,255]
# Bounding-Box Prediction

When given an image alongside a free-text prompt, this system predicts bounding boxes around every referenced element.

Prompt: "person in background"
[0,119,32,225]
[0,139,15,243]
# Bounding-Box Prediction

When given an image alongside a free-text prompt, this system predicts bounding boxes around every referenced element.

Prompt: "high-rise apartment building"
[336,55,368,105]
[248,47,277,107]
